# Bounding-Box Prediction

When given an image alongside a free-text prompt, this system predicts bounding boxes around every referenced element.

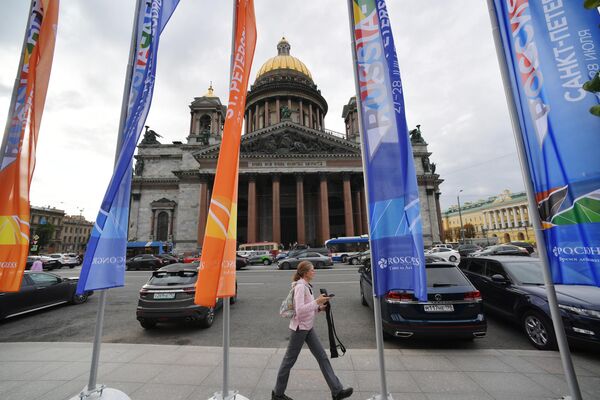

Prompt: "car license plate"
[154,292,175,300]
[424,304,454,312]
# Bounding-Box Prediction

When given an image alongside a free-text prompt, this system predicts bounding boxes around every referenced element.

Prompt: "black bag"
[323,300,346,358]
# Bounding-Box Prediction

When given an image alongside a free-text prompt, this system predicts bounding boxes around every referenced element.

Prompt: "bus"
[324,236,369,263]
[237,242,283,258]
[126,241,172,258]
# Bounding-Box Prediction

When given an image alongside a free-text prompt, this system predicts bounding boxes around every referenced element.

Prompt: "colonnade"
[245,96,325,134]
[483,205,530,230]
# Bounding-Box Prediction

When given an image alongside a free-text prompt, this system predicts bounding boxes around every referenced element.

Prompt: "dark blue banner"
[77,0,179,293]
[351,0,427,300]
[493,1,600,285]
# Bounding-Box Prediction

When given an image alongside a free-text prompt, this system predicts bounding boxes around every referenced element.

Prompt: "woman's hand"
[316,294,330,305]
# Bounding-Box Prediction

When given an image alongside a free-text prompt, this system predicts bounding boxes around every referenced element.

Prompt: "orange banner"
[195,0,256,306]
[0,0,59,292]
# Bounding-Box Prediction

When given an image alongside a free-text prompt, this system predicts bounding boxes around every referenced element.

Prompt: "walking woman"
[272,261,353,400]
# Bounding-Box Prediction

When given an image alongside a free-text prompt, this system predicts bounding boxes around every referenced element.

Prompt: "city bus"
[324,235,369,263]
[237,241,283,258]
[126,241,172,258]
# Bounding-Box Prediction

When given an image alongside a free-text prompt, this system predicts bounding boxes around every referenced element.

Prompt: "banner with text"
[0,0,59,292]
[492,1,600,285]
[77,0,179,294]
[351,0,427,300]
[195,0,256,307]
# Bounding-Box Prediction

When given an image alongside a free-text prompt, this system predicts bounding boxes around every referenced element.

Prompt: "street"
[0,263,579,352]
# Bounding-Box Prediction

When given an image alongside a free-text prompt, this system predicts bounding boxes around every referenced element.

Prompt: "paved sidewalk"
[1,342,599,400]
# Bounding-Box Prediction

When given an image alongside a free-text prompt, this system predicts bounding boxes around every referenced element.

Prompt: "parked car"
[126,254,167,270]
[425,247,461,263]
[471,244,529,257]
[156,254,179,265]
[432,243,455,250]
[136,263,236,329]
[277,251,333,270]
[275,252,289,262]
[48,253,79,268]
[457,244,482,257]
[247,253,273,265]
[0,271,93,320]
[236,255,248,270]
[26,255,60,271]
[359,260,486,339]
[509,241,535,254]
[347,250,370,266]
[459,256,600,350]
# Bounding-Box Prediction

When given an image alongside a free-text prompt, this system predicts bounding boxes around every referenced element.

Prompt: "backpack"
[279,286,296,318]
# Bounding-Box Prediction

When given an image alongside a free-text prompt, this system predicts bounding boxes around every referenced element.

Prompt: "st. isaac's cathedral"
[128,38,444,253]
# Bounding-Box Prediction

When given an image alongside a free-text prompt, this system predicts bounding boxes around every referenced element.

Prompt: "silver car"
[277,251,333,270]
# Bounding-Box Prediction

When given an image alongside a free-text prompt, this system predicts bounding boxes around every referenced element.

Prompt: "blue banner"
[77,0,179,293]
[493,1,600,285]
[351,0,427,300]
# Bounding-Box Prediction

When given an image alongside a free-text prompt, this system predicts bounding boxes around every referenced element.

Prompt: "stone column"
[276,98,281,123]
[361,189,368,234]
[499,209,505,229]
[520,206,526,226]
[343,174,354,236]
[197,179,209,247]
[247,109,252,133]
[296,174,306,244]
[299,99,304,126]
[511,207,518,227]
[482,211,488,230]
[319,174,330,243]
[264,100,269,127]
[254,103,259,130]
[309,104,313,129]
[316,108,321,130]
[354,190,363,234]
[288,98,292,110]
[272,175,281,244]
[247,175,257,243]
[491,210,498,229]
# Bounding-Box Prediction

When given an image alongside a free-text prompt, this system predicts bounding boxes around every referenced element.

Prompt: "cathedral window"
[156,212,169,242]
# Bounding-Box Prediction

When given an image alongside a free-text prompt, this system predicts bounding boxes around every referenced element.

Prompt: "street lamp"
[457,190,465,244]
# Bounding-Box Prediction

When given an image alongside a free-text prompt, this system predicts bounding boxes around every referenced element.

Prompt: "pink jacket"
[289,278,319,331]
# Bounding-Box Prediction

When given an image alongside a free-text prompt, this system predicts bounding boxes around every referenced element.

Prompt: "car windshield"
[148,271,197,286]
[503,261,544,284]
[426,266,470,287]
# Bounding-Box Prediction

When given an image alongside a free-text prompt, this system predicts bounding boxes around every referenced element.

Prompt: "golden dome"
[255,37,312,80]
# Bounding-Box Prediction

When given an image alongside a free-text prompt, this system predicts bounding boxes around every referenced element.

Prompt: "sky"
[0,0,525,222]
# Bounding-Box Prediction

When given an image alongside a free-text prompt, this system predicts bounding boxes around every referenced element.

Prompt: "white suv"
[48,253,79,268]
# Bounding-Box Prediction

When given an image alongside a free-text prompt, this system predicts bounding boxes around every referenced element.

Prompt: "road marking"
[238,282,265,285]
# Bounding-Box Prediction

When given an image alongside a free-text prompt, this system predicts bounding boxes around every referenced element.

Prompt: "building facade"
[60,215,94,253]
[129,38,444,253]
[442,190,533,244]
[29,206,65,253]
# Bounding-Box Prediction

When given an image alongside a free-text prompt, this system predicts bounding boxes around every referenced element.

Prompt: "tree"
[464,223,476,239]
[36,223,55,249]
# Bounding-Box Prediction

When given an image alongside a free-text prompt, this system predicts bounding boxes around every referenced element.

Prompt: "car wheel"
[69,265,75,269]
[449,255,457,262]
[140,319,157,329]
[341,255,348,263]
[360,286,368,306]
[282,262,290,270]
[351,258,359,265]
[315,262,324,269]
[522,310,556,350]
[71,293,88,305]
[198,307,215,328]
[263,259,271,265]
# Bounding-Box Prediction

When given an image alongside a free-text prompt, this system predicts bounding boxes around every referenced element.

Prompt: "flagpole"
[212,1,242,400]
[74,1,141,399]
[1,0,34,153]
[486,1,581,399]
[346,1,390,399]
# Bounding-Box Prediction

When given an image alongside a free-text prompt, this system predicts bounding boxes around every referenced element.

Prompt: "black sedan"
[0,271,92,320]
[359,260,486,339]
[126,254,167,270]
[136,263,236,329]
[459,256,600,350]
[471,244,529,257]
[277,251,333,270]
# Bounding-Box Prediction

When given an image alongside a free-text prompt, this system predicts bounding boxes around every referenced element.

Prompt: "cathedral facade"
[128,38,443,253]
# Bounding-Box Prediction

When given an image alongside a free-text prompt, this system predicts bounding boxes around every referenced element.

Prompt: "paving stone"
[409,371,486,394]
[446,355,515,372]
[466,371,554,397]
[130,383,196,400]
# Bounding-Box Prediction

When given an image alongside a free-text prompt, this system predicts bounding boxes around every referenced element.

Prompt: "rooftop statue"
[141,126,162,145]
[280,105,292,120]
[409,124,425,144]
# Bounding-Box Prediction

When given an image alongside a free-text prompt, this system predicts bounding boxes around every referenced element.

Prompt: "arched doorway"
[504,233,511,243]
[518,232,525,240]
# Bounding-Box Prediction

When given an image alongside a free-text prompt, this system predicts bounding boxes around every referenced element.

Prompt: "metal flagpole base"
[208,390,249,400]
[70,385,131,400]
[366,394,393,400]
